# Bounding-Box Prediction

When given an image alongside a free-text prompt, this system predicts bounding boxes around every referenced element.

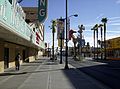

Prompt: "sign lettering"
[38,0,48,23]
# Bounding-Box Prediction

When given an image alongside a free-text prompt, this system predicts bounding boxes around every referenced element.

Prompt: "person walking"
[15,53,21,70]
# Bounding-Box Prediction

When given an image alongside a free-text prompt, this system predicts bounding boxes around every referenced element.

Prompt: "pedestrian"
[15,53,21,70]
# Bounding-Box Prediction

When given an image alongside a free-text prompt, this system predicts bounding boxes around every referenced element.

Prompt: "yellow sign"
[58,39,64,47]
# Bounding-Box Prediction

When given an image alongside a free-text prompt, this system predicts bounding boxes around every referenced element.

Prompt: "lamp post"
[64,0,78,69]
[101,18,108,60]
[64,0,69,69]
[57,17,65,64]
[60,30,63,64]
[78,24,85,60]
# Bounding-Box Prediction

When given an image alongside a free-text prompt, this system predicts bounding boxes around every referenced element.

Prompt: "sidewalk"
[0,57,111,89]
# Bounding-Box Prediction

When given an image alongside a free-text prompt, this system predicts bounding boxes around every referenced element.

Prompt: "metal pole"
[60,33,62,64]
[65,0,69,69]
[52,31,54,61]
[80,30,82,58]
[48,43,49,57]
[78,25,85,59]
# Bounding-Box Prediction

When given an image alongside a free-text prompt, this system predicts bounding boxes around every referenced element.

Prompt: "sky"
[20,0,120,47]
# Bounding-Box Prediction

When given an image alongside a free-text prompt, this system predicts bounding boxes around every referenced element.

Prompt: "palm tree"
[95,24,99,59]
[98,24,103,59]
[91,27,96,59]
[91,24,98,59]
[17,0,23,3]
[101,18,108,60]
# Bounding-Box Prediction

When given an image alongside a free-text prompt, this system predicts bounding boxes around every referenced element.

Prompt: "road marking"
[47,64,51,89]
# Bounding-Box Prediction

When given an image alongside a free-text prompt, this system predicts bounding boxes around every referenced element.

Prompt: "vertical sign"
[57,18,65,39]
[38,0,48,23]
[57,18,65,47]
[67,18,70,41]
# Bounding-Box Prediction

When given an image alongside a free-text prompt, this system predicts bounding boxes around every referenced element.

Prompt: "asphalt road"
[68,57,120,89]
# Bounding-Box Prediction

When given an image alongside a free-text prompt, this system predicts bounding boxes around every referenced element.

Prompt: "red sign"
[36,32,40,44]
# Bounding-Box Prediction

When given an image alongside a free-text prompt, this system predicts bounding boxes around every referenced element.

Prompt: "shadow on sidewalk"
[62,68,95,89]
[0,68,63,76]
[22,64,40,66]
[0,72,27,76]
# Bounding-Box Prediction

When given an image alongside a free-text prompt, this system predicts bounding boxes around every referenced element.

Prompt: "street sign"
[77,38,85,46]
[38,0,48,23]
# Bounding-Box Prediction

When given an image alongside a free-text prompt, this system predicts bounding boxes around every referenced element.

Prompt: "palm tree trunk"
[104,23,106,60]
[94,30,95,59]
[101,27,103,59]
[96,29,98,59]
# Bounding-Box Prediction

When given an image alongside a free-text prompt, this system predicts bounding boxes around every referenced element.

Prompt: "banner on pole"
[58,39,64,47]
[38,0,48,23]
[57,18,65,39]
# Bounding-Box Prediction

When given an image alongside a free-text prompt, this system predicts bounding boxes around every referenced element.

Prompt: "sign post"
[38,0,48,23]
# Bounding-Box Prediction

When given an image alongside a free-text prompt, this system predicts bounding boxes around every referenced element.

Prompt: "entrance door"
[4,48,9,69]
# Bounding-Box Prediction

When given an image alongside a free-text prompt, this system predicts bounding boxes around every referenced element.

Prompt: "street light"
[78,24,85,60]
[65,0,78,69]
[57,17,65,64]
[68,14,78,18]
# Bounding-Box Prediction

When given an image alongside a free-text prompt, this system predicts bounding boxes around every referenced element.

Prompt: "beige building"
[0,1,45,73]
[23,7,45,57]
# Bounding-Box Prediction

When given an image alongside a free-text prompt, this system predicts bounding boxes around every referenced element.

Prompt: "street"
[68,57,120,89]
[0,57,111,89]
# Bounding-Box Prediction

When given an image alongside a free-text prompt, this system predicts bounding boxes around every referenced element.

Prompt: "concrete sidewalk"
[0,57,111,89]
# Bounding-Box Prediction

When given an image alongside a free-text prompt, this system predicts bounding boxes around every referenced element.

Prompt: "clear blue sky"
[20,0,120,47]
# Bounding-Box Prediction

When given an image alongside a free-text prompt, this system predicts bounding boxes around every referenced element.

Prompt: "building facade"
[0,0,45,72]
[106,37,120,60]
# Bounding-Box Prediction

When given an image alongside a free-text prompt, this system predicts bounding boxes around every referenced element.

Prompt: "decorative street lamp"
[78,24,85,60]
[60,29,63,64]
[64,0,78,69]
[57,17,65,64]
